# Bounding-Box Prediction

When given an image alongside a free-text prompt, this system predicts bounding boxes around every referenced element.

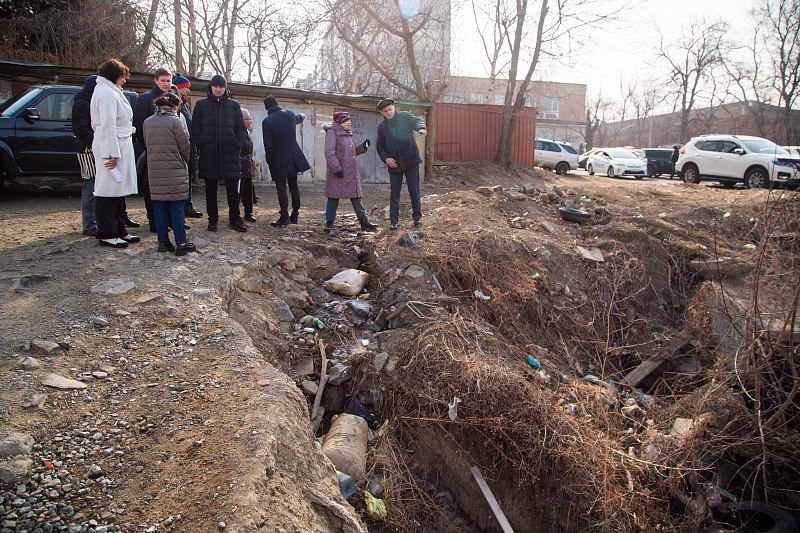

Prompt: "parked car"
[533,138,578,175]
[586,148,647,179]
[782,146,800,157]
[578,148,600,170]
[641,148,674,178]
[0,84,137,190]
[678,134,800,189]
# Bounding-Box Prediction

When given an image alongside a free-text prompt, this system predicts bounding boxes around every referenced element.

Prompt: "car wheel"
[682,164,700,184]
[587,164,595,176]
[745,167,769,189]
[556,162,569,175]
[607,166,615,178]
[634,173,644,180]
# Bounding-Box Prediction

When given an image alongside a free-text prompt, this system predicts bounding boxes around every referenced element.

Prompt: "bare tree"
[323,0,451,177]
[585,95,613,150]
[138,0,161,69]
[657,20,730,144]
[723,26,774,138]
[759,0,800,143]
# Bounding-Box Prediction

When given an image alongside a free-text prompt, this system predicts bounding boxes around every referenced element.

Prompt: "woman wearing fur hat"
[323,111,377,233]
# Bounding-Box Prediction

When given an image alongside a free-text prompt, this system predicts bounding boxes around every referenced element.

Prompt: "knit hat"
[173,73,190,89]
[155,92,181,107]
[333,111,351,124]
[376,98,394,110]
[210,74,227,88]
[242,108,252,119]
[83,75,98,93]
[264,95,278,109]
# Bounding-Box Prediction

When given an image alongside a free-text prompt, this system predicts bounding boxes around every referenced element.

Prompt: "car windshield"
[741,138,789,155]
[561,144,578,154]
[0,87,42,117]
[607,149,637,158]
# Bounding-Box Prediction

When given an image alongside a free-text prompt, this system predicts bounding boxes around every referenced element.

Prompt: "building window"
[538,127,553,139]
[442,94,464,104]
[494,94,505,105]
[468,93,488,104]
[524,97,536,108]
[541,97,559,119]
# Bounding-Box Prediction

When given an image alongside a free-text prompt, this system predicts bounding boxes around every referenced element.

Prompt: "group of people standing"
[76,58,428,253]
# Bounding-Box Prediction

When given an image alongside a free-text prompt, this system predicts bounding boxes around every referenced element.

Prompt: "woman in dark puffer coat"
[143,92,196,256]
[324,111,377,233]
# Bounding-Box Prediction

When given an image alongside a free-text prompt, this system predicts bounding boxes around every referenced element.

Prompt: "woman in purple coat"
[324,111,378,233]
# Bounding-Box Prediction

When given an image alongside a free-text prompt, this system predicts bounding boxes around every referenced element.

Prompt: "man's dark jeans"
[389,166,421,224]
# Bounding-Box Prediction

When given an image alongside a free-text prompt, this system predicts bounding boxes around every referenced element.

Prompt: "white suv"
[678,134,800,189]
[534,139,579,175]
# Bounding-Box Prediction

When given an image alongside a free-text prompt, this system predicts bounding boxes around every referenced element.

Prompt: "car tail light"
[680,147,686,154]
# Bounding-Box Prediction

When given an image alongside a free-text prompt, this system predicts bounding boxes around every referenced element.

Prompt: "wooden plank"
[471,466,515,533]
[623,357,665,388]
[311,339,328,432]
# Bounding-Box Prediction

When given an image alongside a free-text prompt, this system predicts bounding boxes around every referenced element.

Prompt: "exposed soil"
[0,168,798,532]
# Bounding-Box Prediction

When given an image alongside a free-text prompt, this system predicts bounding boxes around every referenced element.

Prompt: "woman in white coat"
[91,58,140,249]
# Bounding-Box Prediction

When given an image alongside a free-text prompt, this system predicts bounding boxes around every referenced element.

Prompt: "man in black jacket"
[191,75,248,232]
[133,67,173,231]
[71,75,98,236]
[261,95,311,227]
[375,98,427,230]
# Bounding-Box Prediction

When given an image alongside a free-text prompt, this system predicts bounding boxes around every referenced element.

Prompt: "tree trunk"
[138,0,160,69]
[174,0,184,72]
[186,0,199,76]
[424,103,436,180]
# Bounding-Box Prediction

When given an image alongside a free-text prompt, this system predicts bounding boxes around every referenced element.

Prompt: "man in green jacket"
[375,98,427,230]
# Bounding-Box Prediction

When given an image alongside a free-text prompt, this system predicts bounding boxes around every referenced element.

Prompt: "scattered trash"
[526,355,540,368]
[302,327,315,334]
[336,470,356,499]
[364,491,387,520]
[323,269,371,297]
[313,317,325,329]
[558,207,591,224]
[473,289,491,301]
[568,404,578,415]
[448,397,461,422]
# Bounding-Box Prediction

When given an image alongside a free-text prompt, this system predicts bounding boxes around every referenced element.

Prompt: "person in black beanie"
[191,74,248,232]
[261,94,311,227]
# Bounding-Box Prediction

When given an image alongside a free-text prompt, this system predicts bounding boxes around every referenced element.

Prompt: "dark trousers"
[389,166,422,224]
[274,176,300,221]
[95,197,128,240]
[136,152,153,224]
[153,200,187,246]
[205,178,241,223]
[326,197,367,223]
[240,177,253,215]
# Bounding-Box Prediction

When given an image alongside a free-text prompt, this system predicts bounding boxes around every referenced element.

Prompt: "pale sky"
[451,0,761,101]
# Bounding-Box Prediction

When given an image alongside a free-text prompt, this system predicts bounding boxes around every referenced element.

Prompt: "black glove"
[362,139,371,149]
[335,171,344,178]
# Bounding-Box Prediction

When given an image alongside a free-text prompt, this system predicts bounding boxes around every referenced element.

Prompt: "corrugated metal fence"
[434,103,537,165]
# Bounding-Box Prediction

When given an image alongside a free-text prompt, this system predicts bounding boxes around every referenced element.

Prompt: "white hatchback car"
[533,138,579,175]
[678,135,800,188]
[586,148,647,179]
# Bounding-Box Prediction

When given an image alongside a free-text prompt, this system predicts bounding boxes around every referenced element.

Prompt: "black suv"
[0,85,137,190]
[641,148,674,178]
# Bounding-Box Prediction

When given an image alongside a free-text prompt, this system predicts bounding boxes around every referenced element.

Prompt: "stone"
[86,465,103,479]
[327,363,352,386]
[687,256,751,279]
[40,374,87,390]
[374,352,389,372]
[30,340,61,355]
[293,357,315,376]
[275,301,295,322]
[577,246,605,262]
[397,233,419,247]
[504,191,528,202]
[237,275,262,293]
[0,458,34,485]
[0,433,34,458]
[551,186,564,197]
[91,371,108,380]
[300,380,318,396]
[385,356,400,373]
[403,265,430,287]
[18,356,40,371]
[510,216,527,229]
[90,278,135,295]
[193,288,214,298]
[540,221,558,235]
[22,393,48,409]
[135,293,161,304]
[346,299,372,317]
[91,317,109,327]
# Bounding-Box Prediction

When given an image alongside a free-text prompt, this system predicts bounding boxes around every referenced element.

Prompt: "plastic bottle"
[336,471,355,499]
[313,318,325,329]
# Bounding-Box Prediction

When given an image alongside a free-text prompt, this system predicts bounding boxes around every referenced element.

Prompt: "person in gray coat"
[143,93,196,256]
[324,111,377,232]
